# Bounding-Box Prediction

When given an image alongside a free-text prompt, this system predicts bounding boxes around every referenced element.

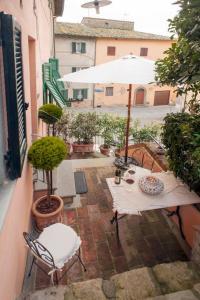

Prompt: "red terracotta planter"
[32,195,64,230]
[72,142,94,153]
[100,144,110,156]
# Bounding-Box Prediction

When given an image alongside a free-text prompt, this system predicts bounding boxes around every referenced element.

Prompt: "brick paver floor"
[35,166,187,289]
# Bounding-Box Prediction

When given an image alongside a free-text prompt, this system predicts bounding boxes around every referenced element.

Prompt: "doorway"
[135,88,145,105]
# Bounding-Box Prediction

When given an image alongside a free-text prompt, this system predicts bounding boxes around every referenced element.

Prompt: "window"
[140,48,148,56]
[73,89,88,100]
[72,42,86,54]
[72,67,88,72]
[0,13,27,179]
[105,87,113,96]
[107,46,116,56]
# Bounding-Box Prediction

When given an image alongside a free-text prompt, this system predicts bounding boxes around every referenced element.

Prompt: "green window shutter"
[72,42,76,53]
[81,42,86,53]
[0,13,27,179]
[73,89,78,99]
[82,89,88,99]
[72,67,76,72]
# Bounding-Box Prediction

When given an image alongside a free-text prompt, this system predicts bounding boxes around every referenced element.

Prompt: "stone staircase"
[18,261,200,300]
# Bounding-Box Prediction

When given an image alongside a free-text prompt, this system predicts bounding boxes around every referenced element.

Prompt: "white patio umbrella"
[60,55,155,164]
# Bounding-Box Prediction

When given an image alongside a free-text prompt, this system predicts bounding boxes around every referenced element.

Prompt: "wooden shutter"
[0,13,27,179]
[107,46,116,56]
[82,89,88,99]
[81,42,86,53]
[106,87,113,96]
[73,89,78,99]
[140,48,148,56]
[72,42,76,53]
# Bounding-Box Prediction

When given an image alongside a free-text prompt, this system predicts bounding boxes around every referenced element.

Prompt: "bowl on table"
[138,175,164,195]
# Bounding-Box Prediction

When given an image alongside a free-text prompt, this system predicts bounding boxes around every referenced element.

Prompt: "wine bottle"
[115,168,121,184]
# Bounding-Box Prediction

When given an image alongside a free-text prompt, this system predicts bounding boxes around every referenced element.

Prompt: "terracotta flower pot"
[72,142,94,153]
[32,195,64,230]
[114,149,121,157]
[100,144,110,156]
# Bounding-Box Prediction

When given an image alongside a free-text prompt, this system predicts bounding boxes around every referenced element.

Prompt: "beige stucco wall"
[94,38,176,107]
[0,1,53,299]
[55,35,95,101]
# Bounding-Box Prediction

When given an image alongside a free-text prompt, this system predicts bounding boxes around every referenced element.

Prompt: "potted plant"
[55,110,74,152]
[99,113,115,156]
[131,120,160,144]
[70,112,100,153]
[113,116,127,157]
[38,103,62,136]
[28,136,67,230]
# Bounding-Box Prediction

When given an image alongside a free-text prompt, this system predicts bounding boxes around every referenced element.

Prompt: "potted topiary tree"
[28,136,67,230]
[70,112,100,153]
[38,103,62,136]
[99,113,115,156]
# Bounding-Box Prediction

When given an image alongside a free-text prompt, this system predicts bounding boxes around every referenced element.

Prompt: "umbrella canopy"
[60,55,156,166]
[60,55,155,84]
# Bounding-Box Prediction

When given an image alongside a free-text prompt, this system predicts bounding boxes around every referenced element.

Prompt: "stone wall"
[192,226,200,265]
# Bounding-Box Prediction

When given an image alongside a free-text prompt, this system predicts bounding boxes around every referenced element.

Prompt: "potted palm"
[28,136,67,230]
[70,112,100,153]
[99,114,115,156]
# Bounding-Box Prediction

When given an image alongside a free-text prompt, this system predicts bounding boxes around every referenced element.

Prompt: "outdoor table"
[106,166,200,241]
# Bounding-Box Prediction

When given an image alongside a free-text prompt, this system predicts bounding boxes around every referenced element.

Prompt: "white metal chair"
[23,223,86,284]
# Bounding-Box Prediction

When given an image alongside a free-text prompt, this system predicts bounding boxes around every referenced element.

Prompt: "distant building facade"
[55,26,96,106]
[55,18,176,107]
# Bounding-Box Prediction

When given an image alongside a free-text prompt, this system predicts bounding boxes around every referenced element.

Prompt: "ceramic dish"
[138,175,164,195]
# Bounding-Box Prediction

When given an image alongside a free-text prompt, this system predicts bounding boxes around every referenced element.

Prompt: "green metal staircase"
[42,59,71,108]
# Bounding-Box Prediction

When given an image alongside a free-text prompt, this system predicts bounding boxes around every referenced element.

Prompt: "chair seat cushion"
[37,223,81,268]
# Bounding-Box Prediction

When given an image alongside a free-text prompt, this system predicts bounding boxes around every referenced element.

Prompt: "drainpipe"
[52,16,56,58]
[92,38,97,109]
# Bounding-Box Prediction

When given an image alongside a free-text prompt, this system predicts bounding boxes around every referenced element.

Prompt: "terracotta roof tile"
[55,22,171,40]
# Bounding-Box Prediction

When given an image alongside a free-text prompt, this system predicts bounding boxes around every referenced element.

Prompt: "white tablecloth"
[106,167,200,215]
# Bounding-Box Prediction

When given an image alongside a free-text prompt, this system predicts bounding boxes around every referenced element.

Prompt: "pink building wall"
[0,1,53,299]
[95,38,176,106]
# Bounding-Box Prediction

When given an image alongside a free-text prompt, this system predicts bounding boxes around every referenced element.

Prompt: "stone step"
[55,160,76,198]
[18,261,200,300]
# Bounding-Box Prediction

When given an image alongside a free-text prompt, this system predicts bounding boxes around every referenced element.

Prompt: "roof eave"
[54,0,65,17]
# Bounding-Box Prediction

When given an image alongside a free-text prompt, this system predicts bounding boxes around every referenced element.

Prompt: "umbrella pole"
[125,84,132,164]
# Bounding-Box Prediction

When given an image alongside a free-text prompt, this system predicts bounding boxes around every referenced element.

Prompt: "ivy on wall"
[162,113,200,194]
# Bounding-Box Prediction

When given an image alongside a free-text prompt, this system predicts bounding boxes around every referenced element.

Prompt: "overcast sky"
[58,0,180,36]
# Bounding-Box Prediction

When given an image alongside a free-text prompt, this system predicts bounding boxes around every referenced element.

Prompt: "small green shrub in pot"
[28,136,67,205]
[70,112,100,144]
[38,104,62,124]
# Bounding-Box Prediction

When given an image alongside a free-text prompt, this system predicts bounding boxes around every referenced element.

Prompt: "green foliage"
[28,136,67,171]
[155,0,200,113]
[38,104,63,124]
[69,112,100,144]
[55,110,74,142]
[162,113,200,193]
[131,120,161,143]
[99,113,116,148]
[113,116,127,150]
